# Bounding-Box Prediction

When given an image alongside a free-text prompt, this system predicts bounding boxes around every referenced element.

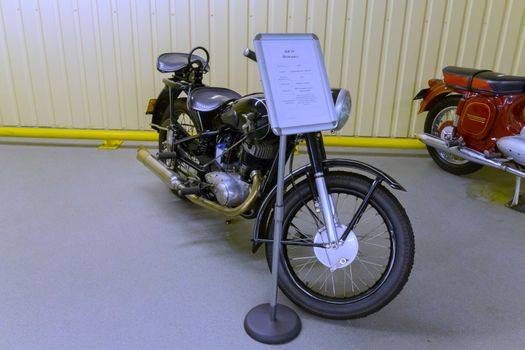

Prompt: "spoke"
[343,267,347,297]
[345,265,357,293]
[355,211,379,228]
[290,222,312,240]
[320,270,333,295]
[296,207,323,229]
[357,221,387,240]
[311,265,329,288]
[295,258,318,274]
[300,201,324,228]
[357,257,379,277]
[301,256,318,280]
[331,272,336,296]
[356,274,369,289]
[290,255,317,261]
[362,229,388,242]
[360,241,389,249]
[357,254,388,261]
[358,221,386,240]
[358,258,384,268]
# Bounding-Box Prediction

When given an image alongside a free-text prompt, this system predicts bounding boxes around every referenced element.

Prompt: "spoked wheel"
[158,98,202,193]
[265,172,414,319]
[158,98,201,175]
[424,95,482,175]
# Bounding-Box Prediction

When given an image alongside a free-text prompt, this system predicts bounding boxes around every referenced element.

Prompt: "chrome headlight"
[333,89,351,131]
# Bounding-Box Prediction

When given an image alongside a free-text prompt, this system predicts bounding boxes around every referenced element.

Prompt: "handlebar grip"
[243,48,257,62]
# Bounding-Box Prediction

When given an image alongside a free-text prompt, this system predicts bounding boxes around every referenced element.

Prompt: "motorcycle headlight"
[333,89,352,131]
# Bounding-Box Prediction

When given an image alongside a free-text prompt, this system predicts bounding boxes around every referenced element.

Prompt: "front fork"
[305,133,340,244]
[305,132,383,246]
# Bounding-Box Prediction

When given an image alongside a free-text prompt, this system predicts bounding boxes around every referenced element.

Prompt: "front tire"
[424,96,482,175]
[265,172,414,319]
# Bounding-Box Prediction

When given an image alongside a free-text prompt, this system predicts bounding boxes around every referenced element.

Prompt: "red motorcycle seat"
[443,66,525,95]
[472,72,525,95]
[443,66,492,91]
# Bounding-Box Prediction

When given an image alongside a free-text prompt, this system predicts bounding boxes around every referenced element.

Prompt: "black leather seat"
[188,87,241,112]
[157,52,206,73]
[443,66,488,79]
[442,66,492,90]
[473,72,525,95]
[443,66,525,95]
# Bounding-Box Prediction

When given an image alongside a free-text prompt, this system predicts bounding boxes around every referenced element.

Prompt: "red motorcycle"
[414,66,525,208]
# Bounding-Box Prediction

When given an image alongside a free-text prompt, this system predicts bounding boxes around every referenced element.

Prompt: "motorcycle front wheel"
[265,172,414,319]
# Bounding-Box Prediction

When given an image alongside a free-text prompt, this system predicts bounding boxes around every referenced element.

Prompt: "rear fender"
[148,86,185,130]
[251,158,405,253]
[415,79,455,113]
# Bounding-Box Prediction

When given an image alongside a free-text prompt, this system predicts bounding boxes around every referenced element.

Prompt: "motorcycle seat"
[443,66,492,91]
[472,72,525,95]
[188,87,241,112]
[157,52,206,73]
[443,66,525,95]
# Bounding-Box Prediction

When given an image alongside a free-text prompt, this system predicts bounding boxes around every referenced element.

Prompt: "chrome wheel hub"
[313,224,359,271]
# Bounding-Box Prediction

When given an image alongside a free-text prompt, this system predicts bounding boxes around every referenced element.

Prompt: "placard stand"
[244,33,337,344]
[243,135,301,344]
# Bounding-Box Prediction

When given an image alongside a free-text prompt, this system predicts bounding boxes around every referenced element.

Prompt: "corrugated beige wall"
[1,0,524,136]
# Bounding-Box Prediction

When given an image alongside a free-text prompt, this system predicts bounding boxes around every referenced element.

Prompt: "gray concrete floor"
[1,139,524,350]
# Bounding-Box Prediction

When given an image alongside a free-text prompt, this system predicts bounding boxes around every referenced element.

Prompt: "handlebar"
[243,48,257,62]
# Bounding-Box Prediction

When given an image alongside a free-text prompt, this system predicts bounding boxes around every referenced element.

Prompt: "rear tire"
[157,98,202,196]
[424,96,482,175]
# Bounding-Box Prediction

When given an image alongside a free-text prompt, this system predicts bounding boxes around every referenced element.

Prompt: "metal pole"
[512,176,522,206]
[270,134,288,320]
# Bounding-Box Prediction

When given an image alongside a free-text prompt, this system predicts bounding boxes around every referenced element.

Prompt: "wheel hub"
[439,124,454,140]
[313,224,359,271]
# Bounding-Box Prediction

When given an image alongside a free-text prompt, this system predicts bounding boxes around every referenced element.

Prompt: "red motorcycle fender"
[251,158,405,253]
[414,79,455,113]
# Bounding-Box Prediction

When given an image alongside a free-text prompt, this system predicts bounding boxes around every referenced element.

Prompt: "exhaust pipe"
[136,146,262,216]
[137,146,186,193]
[416,133,525,179]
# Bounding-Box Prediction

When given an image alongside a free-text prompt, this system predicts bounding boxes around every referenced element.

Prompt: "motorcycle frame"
[152,70,407,253]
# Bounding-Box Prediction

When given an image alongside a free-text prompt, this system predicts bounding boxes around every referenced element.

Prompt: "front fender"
[415,79,455,113]
[251,158,405,253]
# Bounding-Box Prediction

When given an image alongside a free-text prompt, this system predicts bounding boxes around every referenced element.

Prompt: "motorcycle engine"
[205,172,250,207]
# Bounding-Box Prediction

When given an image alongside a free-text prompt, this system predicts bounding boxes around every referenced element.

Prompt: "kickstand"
[507,176,525,213]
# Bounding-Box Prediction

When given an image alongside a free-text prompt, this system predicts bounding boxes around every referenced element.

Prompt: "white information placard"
[254,33,337,135]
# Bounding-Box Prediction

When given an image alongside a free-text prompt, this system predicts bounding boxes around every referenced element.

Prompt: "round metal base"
[244,303,301,344]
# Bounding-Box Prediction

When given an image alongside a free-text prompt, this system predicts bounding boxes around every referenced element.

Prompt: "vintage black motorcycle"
[137,46,414,319]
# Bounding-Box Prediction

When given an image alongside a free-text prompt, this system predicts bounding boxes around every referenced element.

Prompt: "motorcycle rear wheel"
[158,98,202,193]
[265,172,414,319]
[424,95,482,175]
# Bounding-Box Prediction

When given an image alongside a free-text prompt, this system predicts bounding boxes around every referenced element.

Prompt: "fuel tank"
[216,93,272,142]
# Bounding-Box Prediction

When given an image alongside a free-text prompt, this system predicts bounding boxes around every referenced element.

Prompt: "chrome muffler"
[137,146,186,193]
[136,146,262,216]
[416,133,525,179]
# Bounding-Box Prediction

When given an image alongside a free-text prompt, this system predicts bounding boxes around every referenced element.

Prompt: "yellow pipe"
[0,127,425,149]
[320,136,425,149]
[0,127,158,141]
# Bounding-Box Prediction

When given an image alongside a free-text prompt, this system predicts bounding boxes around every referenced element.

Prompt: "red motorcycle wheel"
[424,95,483,175]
